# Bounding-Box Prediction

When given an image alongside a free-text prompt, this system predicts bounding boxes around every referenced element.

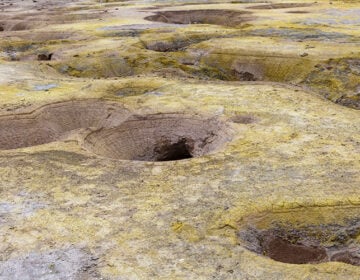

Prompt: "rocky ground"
[0,0,360,279]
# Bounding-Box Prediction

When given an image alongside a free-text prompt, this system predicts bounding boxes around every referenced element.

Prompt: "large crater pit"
[0,100,230,162]
[144,9,253,27]
[83,114,230,161]
[238,206,360,266]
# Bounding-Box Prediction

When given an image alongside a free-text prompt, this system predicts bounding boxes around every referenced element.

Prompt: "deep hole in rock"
[37,53,53,61]
[144,9,253,27]
[84,114,230,161]
[238,207,360,266]
[155,138,193,161]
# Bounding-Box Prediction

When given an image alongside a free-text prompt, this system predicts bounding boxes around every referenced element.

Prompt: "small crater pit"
[247,3,313,10]
[0,100,129,150]
[286,11,310,14]
[144,9,253,27]
[231,61,264,81]
[238,206,360,266]
[84,114,231,161]
[145,40,189,52]
[230,114,257,124]
[0,21,39,32]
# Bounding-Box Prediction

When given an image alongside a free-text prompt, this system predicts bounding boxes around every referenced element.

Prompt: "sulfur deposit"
[0,0,360,279]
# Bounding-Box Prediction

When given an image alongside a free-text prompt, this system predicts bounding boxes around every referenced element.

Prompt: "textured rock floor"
[0,0,360,279]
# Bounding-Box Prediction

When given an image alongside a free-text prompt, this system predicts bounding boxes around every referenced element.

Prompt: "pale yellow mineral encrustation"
[0,0,360,279]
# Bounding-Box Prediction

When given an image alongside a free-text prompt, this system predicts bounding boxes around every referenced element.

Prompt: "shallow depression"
[247,3,313,10]
[0,100,129,150]
[144,9,253,27]
[238,206,360,266]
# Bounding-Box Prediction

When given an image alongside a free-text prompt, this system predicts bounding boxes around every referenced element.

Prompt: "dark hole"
[234,71,257,81]
[0,26,4,32]
[37,53,53,61]
[155,138,193,161]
